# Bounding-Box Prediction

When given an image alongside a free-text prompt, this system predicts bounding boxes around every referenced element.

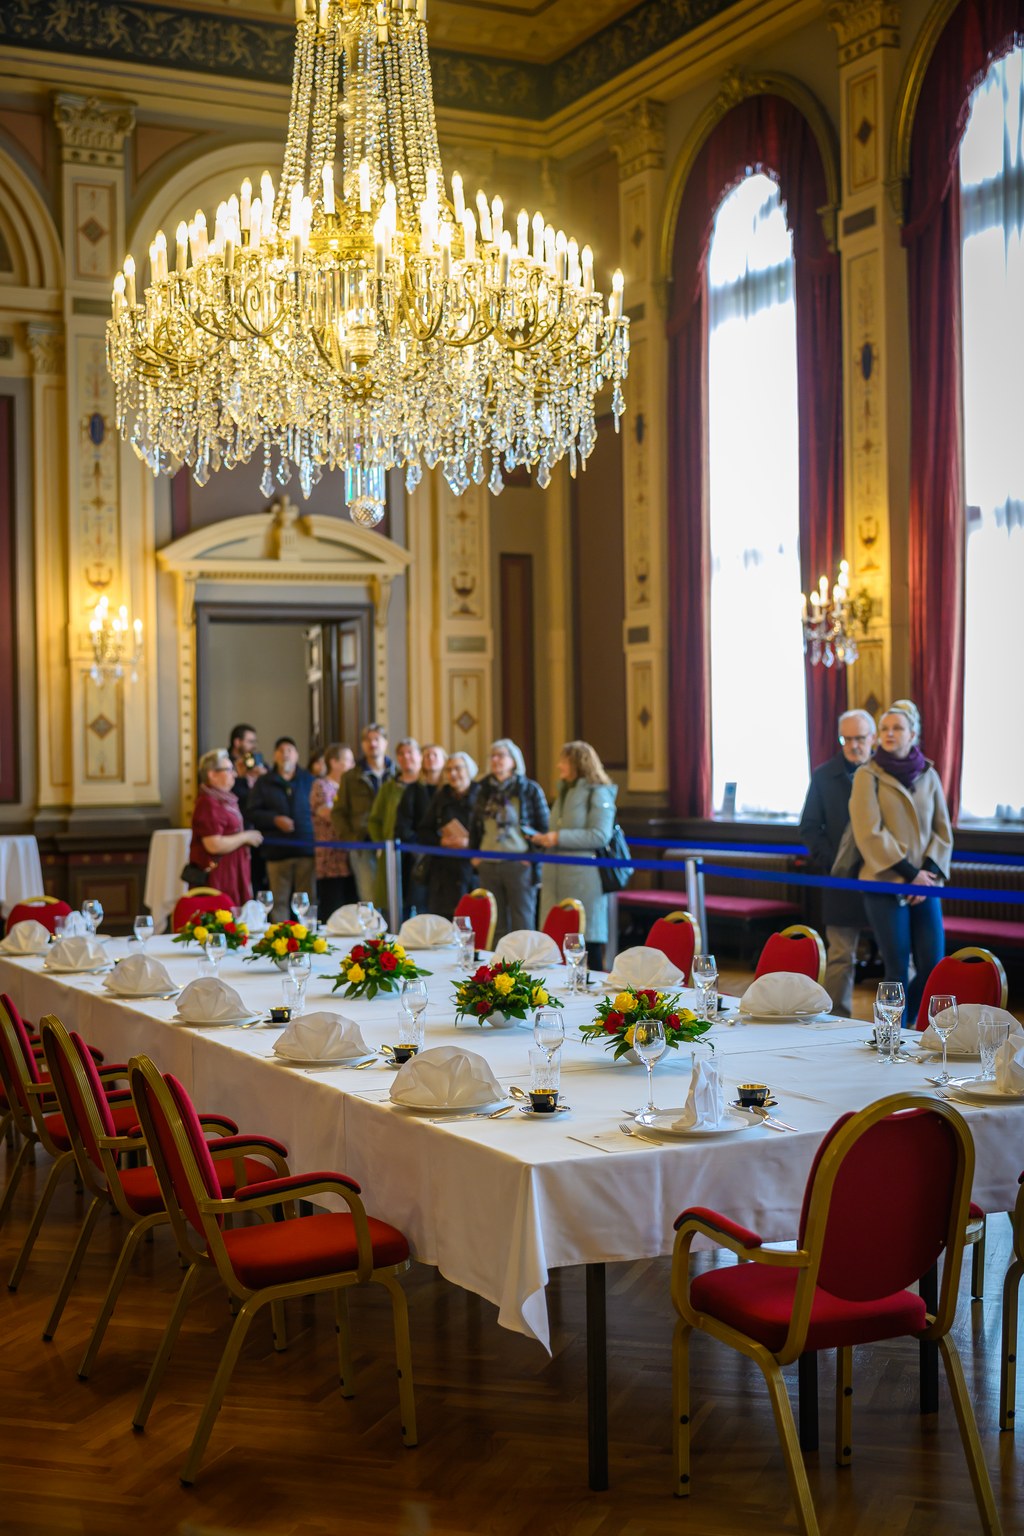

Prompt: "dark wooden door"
[308,616,367,749]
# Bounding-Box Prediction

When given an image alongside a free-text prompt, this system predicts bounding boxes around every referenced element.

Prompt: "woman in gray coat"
[533,741,617,967]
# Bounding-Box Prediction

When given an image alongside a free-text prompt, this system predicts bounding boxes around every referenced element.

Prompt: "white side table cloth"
[143,828,192,933]
[0,835,44,918]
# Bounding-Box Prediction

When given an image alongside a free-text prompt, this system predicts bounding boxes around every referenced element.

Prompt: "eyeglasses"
[212,763,236,774]
[839,735,872,745]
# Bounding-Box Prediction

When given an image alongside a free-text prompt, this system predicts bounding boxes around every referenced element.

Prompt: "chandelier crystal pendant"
[107,0,630,526]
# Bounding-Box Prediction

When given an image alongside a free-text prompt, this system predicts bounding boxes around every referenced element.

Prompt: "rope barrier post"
[686,856,707,948]
[385,840,402,934]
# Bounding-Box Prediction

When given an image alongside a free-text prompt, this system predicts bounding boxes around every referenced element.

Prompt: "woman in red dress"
[189,750,265,908]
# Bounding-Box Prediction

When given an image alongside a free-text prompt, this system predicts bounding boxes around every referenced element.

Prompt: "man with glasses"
[798,709,877,1015]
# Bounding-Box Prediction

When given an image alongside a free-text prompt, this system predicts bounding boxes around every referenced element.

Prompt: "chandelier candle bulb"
[175,221,188,273]
[240,179,252,229]
[517,208,529,257]
[532,211,544,263]
[609,269,624,319]
[451,172,464,220]
[582,243,594,294]
[123,254,136,308]
[463,208,476,260]
[112,272,125,315]
[499,231,511,286]
[476,190,492,242]
[439,222,451,278]
[249,200,262,251]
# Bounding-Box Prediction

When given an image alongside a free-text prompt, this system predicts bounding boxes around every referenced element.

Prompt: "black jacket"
[469,773,549,884]
[247,767,315,857]
[798,752,865,928]
[416,784,480,919]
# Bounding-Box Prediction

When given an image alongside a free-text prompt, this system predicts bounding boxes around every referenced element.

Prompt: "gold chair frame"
[463,887,499,950]
[949,945,1009,1009]
[671,1092,1001,1536]
[1000,1172,1024,1431]
[778,923,828,987]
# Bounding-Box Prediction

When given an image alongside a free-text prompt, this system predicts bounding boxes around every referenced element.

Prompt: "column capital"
[714,67,773,113]
[828,0,901,64]
[25,322,65,376]
[605,100,666,180]
[52,93,135,165]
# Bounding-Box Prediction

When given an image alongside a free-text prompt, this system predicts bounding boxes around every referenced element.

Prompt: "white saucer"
[518,1105,571,1118]
[173,1011,261,1027]
[631,1106,761,1140]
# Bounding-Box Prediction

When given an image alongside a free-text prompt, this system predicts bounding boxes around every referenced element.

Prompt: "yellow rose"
[193,925,208,944]
[313,937,327,953]
[271,937,289,956]
[237,923,248,936]
[392,943,405,958]
[494,972,515,997]
[531,986,548,1007]
[624,1024,636,1047]
[292,924,308,941]
[613,991,637,1014]
[215,909,232,925]
[348,963,365,983]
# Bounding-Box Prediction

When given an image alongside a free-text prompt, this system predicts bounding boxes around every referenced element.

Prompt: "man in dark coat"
[247,736,315,920]
[798,709,877,1015]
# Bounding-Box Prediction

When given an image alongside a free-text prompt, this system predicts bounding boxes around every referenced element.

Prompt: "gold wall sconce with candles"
[800,560,873,667]
[88,596,143,686]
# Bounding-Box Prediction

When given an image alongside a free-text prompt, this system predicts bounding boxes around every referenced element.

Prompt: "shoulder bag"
[589,787,634,892]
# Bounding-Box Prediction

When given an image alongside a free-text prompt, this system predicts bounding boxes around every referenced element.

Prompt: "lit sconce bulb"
[123,254,136,307]
[374,217,386,276]
[439,221,451,278]
[531,210,544,263]
[175,220,188,273]
[582,244,594,295]
[112,271,126,314]
[609,268,624,319]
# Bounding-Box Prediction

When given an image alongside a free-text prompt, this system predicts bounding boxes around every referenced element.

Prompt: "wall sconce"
[800,560,873,668]
[88,596,143,685]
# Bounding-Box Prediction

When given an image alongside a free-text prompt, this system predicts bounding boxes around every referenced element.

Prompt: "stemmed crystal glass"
[562,933,586,994]
[82,898,104,934]
[204,931,227,971]
[692,953,718,1021]
[133,914,154,949]
[533,1006,565,1062]
[257,889,274,923]
[292,890,311,924]
[454,915,475,970]
[286,950,312,1015]
[400,976,428,1027]
[927,993,959,1084]
[633,1016,667,1115]
[875,982,905,1064]
[357,901,378,940]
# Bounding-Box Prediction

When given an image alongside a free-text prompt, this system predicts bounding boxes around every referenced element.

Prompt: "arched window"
[959,44,1024,820]
[706,173,808,815]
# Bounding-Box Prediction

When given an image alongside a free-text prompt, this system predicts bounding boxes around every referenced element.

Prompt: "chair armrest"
[234,1170,360,1202]
[105,1088,132,1103]
[198,1113,239,1136]
[97,1065,130,1086]
[674,1206,764,1251]
[97,1131,148,1152]
[209,1135,290,1176]
[200,1172,374,1280]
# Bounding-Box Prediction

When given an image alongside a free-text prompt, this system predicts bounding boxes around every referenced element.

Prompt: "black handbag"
[180,859,218,888]
[598,822,634,892]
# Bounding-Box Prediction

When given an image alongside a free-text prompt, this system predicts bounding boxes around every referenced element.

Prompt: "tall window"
[959,46,1024,820]
[707,173,808,816]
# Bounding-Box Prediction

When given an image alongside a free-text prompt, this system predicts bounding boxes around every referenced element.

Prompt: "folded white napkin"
[398,914,455,949]
[672,1058,726,1130]
[273,1011,369,1062]
[61,911,93,938]
[326,904,365,936]
[1,919,51,955]
[492,930,562,969]
[739,972,832,1017]
[604,946,684,992]
[105,954,176,996]
[46,935,108,971]
[389,1045,502,1109]
[237,899,267,932]
[918,1003,1021,1054]
[995,1036,1024,1096]
[176,977,252,1023]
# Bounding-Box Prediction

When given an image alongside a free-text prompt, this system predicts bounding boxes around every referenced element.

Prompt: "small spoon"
[508,1085,530,1101]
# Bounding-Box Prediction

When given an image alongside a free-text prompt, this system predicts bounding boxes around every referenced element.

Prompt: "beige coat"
[849,759,953,885]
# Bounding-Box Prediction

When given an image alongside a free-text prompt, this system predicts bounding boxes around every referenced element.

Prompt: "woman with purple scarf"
[849,699,952,1025]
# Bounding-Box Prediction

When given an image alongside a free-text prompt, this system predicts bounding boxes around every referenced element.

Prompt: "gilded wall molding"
[888,0,962,223]
[605,99,666,180]
[53,92,135,164]
[828,0,901,64]
[659,70,842,284]
[25,322,65,375]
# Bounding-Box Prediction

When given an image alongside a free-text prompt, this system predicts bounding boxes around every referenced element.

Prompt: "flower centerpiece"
[328,938,430,999]
[245,920,332,965]
[579,989,710,1060]
[172,908,249,951]
[452,960,564,1026]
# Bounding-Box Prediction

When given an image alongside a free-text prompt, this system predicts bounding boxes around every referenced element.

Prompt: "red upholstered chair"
[645,911,701,984]
[1000,1171,1024,1431]
[671,1094,999,1535]
[128,1054,417,1484]
[0,993,132,1285]
[5,896,72,935]
[172,888,231,933]
[38,1014,286,1372]
[754,925,827,987]
[454,887,498,951]
[916,946,1008,1030]
[542,898,586,958]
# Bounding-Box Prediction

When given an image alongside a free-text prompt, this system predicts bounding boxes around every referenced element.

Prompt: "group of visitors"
[189,722,617,956]
[799,699,952,1023]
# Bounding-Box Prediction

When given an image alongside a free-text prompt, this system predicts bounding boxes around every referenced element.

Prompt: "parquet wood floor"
[2,967,1021,1536]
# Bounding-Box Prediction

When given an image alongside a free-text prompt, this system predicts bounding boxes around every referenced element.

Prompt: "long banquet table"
[2,935,1019,1486]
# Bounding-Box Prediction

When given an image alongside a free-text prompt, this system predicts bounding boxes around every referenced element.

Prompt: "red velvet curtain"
[904,0,1024,820]
[667,94,844,816]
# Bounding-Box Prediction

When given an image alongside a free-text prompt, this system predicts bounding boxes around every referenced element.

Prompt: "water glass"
[287,950,312,1013]
[53,914,66,939]
[692,953,718,1022]
[304,903,318,934]
[257,889,274,922]
[873,1001,901,1063]
[562,933,586,993]
[397,1004,424,1057]
[82,898,103,934]
[528,1047,561,1111]
[357,901,378,940]
[875,981,905,1065]
[632,1016,667,1114]
[282,973,305,1016]
[979,1017,1011,1080]
[204,932,227,971]
[454,915,475,970]
[926,993,958,1083]
[133,914,154,949]
[292,890,311,923]
[533,1006,565,1061]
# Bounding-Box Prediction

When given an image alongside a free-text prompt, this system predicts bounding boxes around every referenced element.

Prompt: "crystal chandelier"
[107,0,630,526]
[800,561,873,667]
[88,597,144,686]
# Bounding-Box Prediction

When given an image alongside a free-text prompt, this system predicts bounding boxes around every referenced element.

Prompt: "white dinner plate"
[172,1011,261,1027]
[942,1079,1024,1106]
[104,986,181,1000]
[272,1052,377,1069]
[631,1106,761,1140]
[908,1046,981,1060]
[389,1097,509,1116]
[43,962,111,975]
[737,1009,825,1023]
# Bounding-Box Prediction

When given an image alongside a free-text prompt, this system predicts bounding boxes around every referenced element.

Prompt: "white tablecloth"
[0,835,44,918]
[3,939,1019,1351]
[142,829,192,933]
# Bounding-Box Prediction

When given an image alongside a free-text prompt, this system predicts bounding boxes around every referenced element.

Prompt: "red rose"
[368,937,382,949]
[667,1013,680,1029]
[350,944,366,961]
[224,922,236,934]
[287,937,299,952]
[475,999,491,1015]
[379,950,397,972]
[240,936,248,947]
[638,988,657,1006]
[473,965,492,984]
[604,1010,624,1033]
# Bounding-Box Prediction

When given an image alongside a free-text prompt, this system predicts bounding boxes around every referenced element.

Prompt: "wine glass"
[82,898,104,935]
[692,953,718,1021]
[533,1006,565,1061]
[875,981,906,1065]
[400,976,428,1025]
[357,901,378,940]
[632,1016,667,1115]
[133,914,154,949]
[562,933,586,994]
[204,931,227,971]
[292,890,311,924]
[287,950,312,1014]
[927,993,958,1084]
[257,889,274,924]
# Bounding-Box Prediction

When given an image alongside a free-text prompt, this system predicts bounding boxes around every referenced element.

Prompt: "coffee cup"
[737,1083,770,1108]
[391,1043,419,1065]
[528,1088,559,1113]
[269,1006,291,1024]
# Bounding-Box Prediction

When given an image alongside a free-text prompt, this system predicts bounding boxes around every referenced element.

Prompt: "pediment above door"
[157,501,411,585]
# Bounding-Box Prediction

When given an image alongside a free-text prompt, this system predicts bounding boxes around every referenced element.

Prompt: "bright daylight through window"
[959,45,1024,821]
[707,172,809,817]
